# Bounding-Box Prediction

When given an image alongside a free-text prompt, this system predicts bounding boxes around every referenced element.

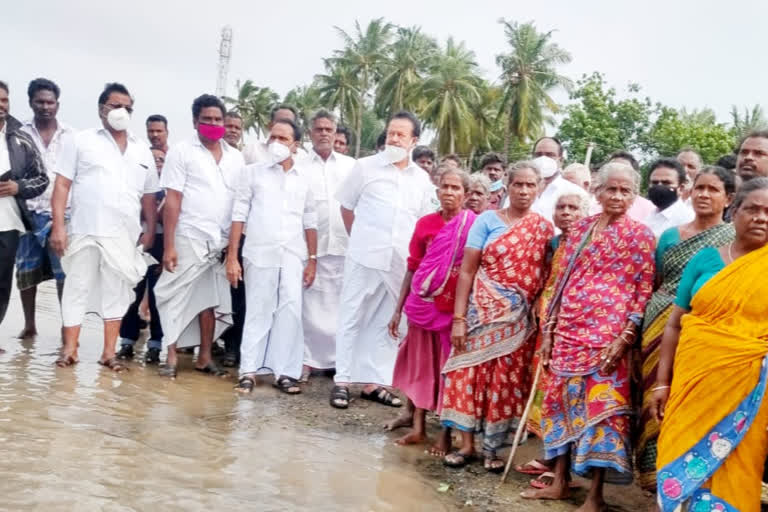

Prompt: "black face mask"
[647,185,678,210]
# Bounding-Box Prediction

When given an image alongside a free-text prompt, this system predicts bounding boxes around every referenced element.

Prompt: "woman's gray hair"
[554,187,591,216]
[732,177,768,211]
[595,162,641,195]
[437,166,471,191]
[506,160,542,184]
[468,173,491,196]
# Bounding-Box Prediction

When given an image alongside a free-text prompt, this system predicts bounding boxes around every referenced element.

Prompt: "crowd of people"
[0,76,767,511]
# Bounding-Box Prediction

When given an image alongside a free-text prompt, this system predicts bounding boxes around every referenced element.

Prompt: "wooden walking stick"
[501,362,543,483]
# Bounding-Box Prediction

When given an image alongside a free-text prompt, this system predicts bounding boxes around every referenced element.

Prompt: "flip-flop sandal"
[195,362,229,378]
[330,385,350,409]
[98,357,128,372]
[515,459,551,475]
[273,375,301,395]
[158,365,178,378]
[529,472,580,489]
[221,352,238,368]
[361,387,403,407]
[443,451,477,468]
[55,353,78,367]
[484,458,506,474]
[235,376,255,393]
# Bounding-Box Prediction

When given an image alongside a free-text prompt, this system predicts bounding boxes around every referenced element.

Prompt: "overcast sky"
[3,0,765,145]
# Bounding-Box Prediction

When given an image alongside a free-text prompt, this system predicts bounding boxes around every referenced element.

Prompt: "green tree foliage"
[730,105,768,139]
[556,73,654,165]
[647,107,736,164]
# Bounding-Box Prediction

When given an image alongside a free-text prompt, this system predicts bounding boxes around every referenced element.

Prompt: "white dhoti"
[240,256,304,380]
[302,255,344,369]
[154,236,232,350]
[61,234,148,327]
[334,257,406,386]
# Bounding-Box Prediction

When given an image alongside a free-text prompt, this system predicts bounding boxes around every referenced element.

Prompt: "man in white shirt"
[242,104,308,165]
[154,94,244,379]
[677,148,702,202]
[16,78,76,339]
[299,110,356,381]
[0,80,49,338]
[530,155,583,223]
[226,119,318,394]
[330,111,436,410]
[644,157,695,237]
[50,82,158,370]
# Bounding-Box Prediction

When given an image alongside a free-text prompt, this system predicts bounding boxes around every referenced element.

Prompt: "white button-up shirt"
[57,128,159,241]
[160,138,244,248]
[336,153,435,271]
[644,199,695,238]
[232,161,317,268]
[20,120,76,214]
[299,149,356,257]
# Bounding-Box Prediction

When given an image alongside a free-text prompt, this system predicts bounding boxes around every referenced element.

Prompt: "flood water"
[0,284,455,511]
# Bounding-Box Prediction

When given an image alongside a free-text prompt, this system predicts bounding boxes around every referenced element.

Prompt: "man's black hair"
[146,114,168,127]
[98,82,131,105]
[479,152,506,169]
[648,157,686,186]
[273,118,302,142]
[192,94,226,120]
[270,104,298,122]
[336,125,351,143]
[412,146,435,161]
[532,136,564,156]
[388,110,421,137]
[27,78,60,101]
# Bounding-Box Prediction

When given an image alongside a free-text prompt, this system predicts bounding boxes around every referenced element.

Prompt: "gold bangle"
[652,385,670,392]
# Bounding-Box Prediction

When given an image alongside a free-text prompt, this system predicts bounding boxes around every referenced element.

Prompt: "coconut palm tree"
[496,19,572,158]
[375,26,437,118]
[223,80,279,138]
[316,60,361,130]
[731,104,768,138]
[418,38,483,156]
[329,18,394,157]
[283,82,324,137]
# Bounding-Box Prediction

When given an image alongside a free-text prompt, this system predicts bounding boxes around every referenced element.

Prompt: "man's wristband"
[309,255,317,260]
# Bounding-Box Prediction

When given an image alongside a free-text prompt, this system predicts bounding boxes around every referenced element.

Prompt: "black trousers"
[220,234,246,356]
[119,234,164,343]
[0,230,20,326]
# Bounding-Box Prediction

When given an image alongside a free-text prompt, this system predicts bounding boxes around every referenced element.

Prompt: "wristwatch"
[309,255,317,260]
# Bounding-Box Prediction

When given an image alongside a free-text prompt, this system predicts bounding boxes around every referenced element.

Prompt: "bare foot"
[574,498,606,512]
[384,413,413,431]
[395,430,426,446]
[16,328,37,339]
[429,430,452,457]
[520,484,570,501]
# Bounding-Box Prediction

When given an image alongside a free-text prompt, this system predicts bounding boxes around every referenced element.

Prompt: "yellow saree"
[656,243,768,512]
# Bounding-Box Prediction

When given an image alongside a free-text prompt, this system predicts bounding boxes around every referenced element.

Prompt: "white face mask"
[383,144,409,164]
[106,107,131,132]
[268,141,292,164]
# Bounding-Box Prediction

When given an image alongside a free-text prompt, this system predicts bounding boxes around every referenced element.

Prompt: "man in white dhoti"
[226,119,318,394]
[154,94,244,379]
[330,111,436,410]
[300,110,355,381]
[50,82,158,371]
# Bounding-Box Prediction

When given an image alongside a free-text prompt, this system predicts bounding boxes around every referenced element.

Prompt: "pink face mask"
[198,123,226,141]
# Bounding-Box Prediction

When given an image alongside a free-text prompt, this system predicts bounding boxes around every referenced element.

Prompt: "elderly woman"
[465,173,491,214]
[523,162,655,512]
[517,187,591,482]
[387,168,475,449]
[652,178,768,512]
[636,166,736,492]
[441,161,553,472]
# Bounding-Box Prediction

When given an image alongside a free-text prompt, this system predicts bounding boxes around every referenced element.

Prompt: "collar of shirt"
[377,152,421,175]
[267,160,299,176]
[23,119,74,140]
[658,199,688,219]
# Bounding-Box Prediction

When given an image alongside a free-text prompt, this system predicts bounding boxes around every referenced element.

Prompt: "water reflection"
[0,284,453,511]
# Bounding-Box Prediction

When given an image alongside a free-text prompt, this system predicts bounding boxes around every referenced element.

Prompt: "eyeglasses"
[105,103,134,114]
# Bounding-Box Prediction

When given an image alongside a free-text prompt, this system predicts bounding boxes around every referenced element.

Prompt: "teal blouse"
[674,247,726,310]
[656,227,681,271]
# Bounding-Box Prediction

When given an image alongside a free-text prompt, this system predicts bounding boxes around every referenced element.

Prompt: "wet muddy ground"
[0,283,654,511]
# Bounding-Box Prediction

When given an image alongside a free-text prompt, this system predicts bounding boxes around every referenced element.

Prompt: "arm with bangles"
[450,248,482,351]
[649,306,687,423]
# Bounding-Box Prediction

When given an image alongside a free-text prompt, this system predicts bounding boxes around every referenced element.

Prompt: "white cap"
[532,156,558,179]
